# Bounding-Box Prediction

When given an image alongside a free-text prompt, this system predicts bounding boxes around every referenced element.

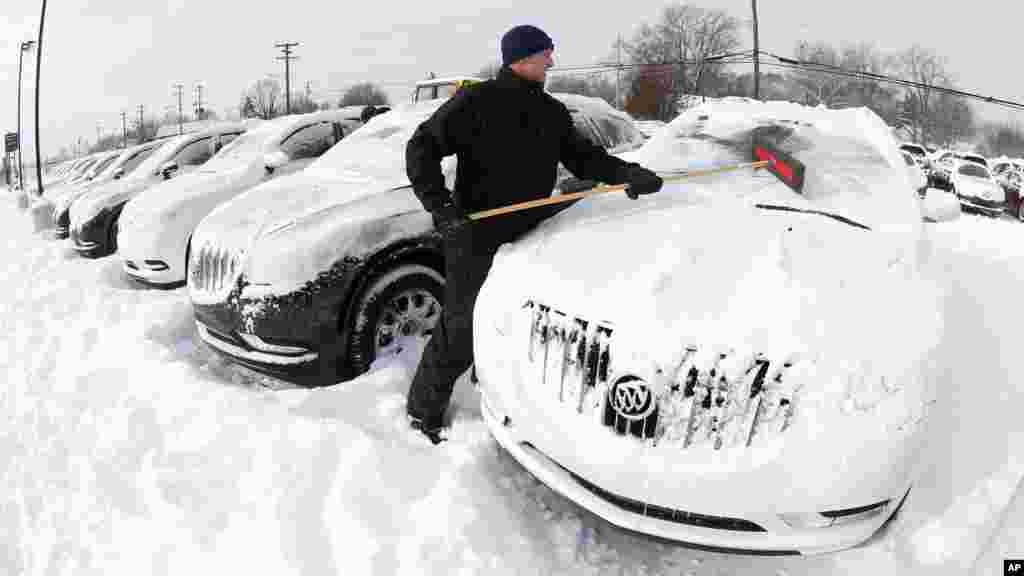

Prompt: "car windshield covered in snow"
[302,101,441,186]
[958,163,990,179]
[131,136,190,177]
[118,146,159,176]
[205,130,273,167]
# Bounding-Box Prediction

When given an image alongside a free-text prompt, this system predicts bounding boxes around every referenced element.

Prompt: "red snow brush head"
[751,126,806,195]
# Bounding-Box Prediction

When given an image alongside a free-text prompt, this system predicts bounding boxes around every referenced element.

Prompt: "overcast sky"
[2,0,1022,159]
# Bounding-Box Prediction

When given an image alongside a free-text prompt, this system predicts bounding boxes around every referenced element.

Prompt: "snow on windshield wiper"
[754,203,871,231]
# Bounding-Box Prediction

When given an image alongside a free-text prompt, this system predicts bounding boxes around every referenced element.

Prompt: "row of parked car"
[899,142,1024,219]
[19,92,951,556]
[27,90,649,383]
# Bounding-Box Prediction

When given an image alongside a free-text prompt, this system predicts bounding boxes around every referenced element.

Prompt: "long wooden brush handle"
[468,160,770,221]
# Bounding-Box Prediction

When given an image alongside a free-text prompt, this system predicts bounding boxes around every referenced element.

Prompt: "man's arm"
[405,93,472,214]
[557,107,663,201]
[557,109,633,185]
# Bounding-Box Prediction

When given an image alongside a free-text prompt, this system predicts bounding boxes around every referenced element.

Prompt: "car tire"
[1018,201,1024,222]
[345,263,445,375]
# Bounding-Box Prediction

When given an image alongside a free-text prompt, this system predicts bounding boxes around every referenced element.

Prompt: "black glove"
[622,164,663,200]
[432,201,468,235]
[558,177,598,194]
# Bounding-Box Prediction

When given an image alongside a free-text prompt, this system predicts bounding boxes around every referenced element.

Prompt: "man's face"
[511,48,554,83]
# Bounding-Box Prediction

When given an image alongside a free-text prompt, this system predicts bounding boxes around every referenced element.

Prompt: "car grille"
[189,243,241,297]
[524,300,799,450]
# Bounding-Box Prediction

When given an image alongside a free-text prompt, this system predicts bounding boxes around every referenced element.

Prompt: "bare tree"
[547,74,618,106]
[288,92,319,114]
[339,83,390,107]
[621,3,742,120]
[241,78,282,120]
[894,45,949,146]
[789,41,846,107]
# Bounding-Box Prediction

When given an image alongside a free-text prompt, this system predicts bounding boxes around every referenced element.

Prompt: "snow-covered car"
[411,76,483,103]
[186,93,646,385]
[473,98,939,555]
[117,109,367,287]
[950,160,1005,217]
[1005,172,1024,220]
[50,141,166,238]
[899,142,928,169]
[901,151,927,195]
[69,123,247,258]
[958,152,988,169]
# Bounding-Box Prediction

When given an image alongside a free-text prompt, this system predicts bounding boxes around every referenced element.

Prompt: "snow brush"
[468,128,806,221]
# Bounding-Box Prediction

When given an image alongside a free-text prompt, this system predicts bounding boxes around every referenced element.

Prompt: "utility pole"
[120,111,127,148]
[173,83,184,135]
[33,0,48,196]
[193,84,204,120]
[751,0,760,100]
[275,42,299,115]
[137,104,144,142]
[16,40,36,188]
[616,34,622,109]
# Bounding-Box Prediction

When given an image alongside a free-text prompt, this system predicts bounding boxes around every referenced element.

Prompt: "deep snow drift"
[1,193,1023,574]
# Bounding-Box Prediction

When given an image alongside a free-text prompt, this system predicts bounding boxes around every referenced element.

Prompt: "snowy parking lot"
[1,192,1023,575]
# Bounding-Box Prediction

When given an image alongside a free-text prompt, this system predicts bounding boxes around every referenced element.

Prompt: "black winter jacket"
[406,67,635,237]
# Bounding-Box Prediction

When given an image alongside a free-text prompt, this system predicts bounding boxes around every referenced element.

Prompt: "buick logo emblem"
[608,376,656,421]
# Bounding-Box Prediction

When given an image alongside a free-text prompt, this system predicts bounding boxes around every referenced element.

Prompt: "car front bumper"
[70,226,112,258]
[480,389,907,555]
[959,195,1005,217]
[191,289,349,387]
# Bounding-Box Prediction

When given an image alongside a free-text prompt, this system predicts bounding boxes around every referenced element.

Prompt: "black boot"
[408,414,447,445]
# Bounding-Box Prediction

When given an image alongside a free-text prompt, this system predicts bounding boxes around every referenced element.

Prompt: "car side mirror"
[160,161,179,180]
[264,150,289,174]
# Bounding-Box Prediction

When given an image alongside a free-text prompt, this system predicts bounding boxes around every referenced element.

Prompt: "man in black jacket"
[404,24,663,444]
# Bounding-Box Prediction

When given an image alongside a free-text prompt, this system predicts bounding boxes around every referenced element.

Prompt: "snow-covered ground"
[1,191,1022,575]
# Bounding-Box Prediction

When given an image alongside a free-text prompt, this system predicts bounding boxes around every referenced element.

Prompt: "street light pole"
[33,0,47,197]
[16,40,36,189]
[751,0,760,100]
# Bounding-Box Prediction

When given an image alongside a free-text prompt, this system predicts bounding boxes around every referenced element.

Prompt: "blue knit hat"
[501,25,554,66]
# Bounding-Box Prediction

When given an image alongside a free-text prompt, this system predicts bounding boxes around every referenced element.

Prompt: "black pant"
[406,202,578,429]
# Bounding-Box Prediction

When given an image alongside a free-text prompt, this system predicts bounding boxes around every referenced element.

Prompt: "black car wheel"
[1018,200,1024,222]
[345,263,445,375]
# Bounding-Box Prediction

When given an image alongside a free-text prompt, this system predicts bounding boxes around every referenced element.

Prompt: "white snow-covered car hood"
[120,165,253,231]
[188,168,433,303]
[953,173,1003,202]
[70,173,159,228]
